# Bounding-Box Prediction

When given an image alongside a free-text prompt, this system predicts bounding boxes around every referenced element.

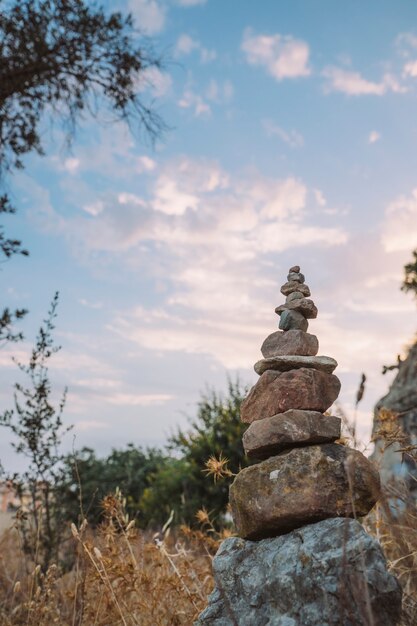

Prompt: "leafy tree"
[0,0,166,341]
[402,249,417,299]
[140,379,251,529]
[0,293,70,571]
[60,444,167,527]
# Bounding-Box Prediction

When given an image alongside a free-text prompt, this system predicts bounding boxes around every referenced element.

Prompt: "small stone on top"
[289,265,300,273]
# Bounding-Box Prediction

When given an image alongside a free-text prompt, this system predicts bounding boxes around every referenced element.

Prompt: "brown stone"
[279,309,308,331]
[243,410,341,459]
[229,444,381,539]
[261,330,319,358]
[275,298,318,319]
[289,265,300,273]
[281,281,311,297]
[254,355,337,376]
[240,369,341,423]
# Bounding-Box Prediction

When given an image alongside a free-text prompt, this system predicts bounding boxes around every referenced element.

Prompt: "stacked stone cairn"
[196,266,402,626]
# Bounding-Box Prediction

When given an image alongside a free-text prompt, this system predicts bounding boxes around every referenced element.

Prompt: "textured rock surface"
[229,444,380,539]
[371,341,417,498]
[279,309,309,331]
[287,271,305,283]
[243,410,341,458]
[275,297,318,319]
[254,354,337,375]
[281,281,311,296]
[261,329,319,357]
[241,368,341,423]
[195,518,402,626]
[286,290,304,302]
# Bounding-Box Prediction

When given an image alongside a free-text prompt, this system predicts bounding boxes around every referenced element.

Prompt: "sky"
[1,0,417,469]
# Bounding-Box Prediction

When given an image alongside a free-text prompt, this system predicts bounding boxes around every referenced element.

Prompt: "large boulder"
[242,410,341,459]
[261,329,318,358]
[240,368,341,423]
[229,444,380,539]
[195,518,402,626]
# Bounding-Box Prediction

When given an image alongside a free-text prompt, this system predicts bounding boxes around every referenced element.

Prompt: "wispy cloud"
[178,88,211,117]
[241,28,310,81]
[263,119,304,148]
[128,0,166,35]
[381,187,417,252]
[322,66,406,96]
[368,130,381,144]
[175,34,216,62]
[176,0,207,6]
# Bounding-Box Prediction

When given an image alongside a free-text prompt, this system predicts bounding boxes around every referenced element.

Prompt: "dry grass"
[0,492,220,625]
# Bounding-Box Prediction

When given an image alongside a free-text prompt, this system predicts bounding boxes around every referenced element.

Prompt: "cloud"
[403,60,417,77]
[176,0,207,5]
[206,79,234,103]
[263,119,304,148]
[241,29,310,80]
[140,66,173,97]
[136,156,157,173]
[381,187,417,252]
[322,67,406,96]
[178,89,211,116]
[368,131,381,144]
[128,0,166,34]
[175,34,216,62]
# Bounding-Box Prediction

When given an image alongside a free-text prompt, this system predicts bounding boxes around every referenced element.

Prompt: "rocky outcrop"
[371,341,417,499]
[195,518,402,626]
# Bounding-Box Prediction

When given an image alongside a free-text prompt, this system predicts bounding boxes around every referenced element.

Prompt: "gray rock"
[289,264,300,273]
[285,290,304,303]
[261,330,318,358]
[243,410,341,459]
[279,309,308,331]
[195,518,402,626]
[254,354,337,375]
[287,271,305,283]
[281,281,311,297]
[230,444,380,539]
[275,298,318,319]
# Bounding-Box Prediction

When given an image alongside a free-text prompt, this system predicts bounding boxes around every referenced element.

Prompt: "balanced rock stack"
[196,266,402,626]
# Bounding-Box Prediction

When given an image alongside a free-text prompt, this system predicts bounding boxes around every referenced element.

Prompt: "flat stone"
[261,330,319,358]
[279,309,308,331]
[287,272,305,283]
[254,355,337,375]
[275,298,318,319]
[289,264,300,273]
[286,290,304,303]
[195,518,402,626]
[281,281,311,297]
[229,444,381,540]
[243,410,341,459]
[240,369,341,423]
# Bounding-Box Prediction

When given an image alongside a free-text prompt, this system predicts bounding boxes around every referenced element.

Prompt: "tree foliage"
[139,379,251,528]
[0,0,164,175]
[402,249,417,299]
[60,445,167,527]
[0,293,70,571]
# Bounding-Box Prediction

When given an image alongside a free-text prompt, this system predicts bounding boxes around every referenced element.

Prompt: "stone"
[287,271,305,283]
[289,264,300,273]
[254,355,337,375]
[195,518,402,626]
[229,444,381,540]
[281,281,311,297]
[243,410,341,459]
[279,309,308,331]
[240,368,341,423]
[285,290,304,303]
[261,330,319,358]
[275,297,318,319]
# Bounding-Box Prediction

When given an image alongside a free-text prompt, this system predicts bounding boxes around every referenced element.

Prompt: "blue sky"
[2,0,417,468]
